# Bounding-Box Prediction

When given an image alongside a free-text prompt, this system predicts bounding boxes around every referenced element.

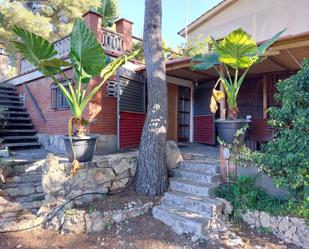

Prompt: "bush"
[215,176,309,221]
[259,59,309,201]
[235,59,309,203]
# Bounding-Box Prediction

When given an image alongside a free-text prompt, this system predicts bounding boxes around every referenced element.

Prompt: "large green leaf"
[192,53,219,71]
[38,58,71,76]
[12,26,57,67]
[216,28,259,69]
[69,18,106,83]
[257,28,286,56]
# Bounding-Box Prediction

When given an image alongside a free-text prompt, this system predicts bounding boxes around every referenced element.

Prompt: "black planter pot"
[63,135,98,162]
[215,119,251,145]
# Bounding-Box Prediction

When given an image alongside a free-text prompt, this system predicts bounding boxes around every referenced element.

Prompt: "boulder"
[166,140,183,169]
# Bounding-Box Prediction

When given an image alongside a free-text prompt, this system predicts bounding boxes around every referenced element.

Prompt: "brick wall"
[16,69,117,135]
[16,71,72,135]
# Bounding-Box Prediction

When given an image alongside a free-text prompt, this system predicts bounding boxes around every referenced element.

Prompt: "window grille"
[106,80,118,97]
[51,79,72,110]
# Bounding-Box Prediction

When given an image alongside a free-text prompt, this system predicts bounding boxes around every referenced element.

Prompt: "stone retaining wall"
[42,151,138,206]
[241,210,309,248]
[46,202,153,234]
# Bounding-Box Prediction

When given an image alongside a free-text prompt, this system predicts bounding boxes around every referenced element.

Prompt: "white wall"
[188,0,309,42]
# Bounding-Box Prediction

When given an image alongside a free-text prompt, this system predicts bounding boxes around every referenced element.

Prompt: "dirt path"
[0,214,299,249]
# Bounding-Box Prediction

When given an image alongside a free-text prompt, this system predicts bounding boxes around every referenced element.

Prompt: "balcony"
[20,29,124,75]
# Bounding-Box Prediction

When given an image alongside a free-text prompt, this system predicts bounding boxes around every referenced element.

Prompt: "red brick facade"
[16,11,132,138]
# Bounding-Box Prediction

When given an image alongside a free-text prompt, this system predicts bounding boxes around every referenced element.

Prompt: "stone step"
[0,105,25,111]
[14,161,44,173]
[5,172,42,184]
[1,181,42,189]
[153,204,218,238]
[0,94,20,100]
[181,152,207,161]
[1,129,36,134]
[3,135,38,141]
[169,177,216,197]
[5,122,33,127]
[170,168,221,184]
[0,84,16,90]
[3,116,31,121]
[162,191,223,218]
[178,161,220,174]
[2,111,29,117]
[0,182,43,197]
[0,199,43,215]
[3,142,41,149]
[0,89,16,95]
[0,100,21,105]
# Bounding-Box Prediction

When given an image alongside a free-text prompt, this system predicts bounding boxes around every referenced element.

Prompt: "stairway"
[0,84,41,150]
[0,160,45,231]
[153,156,225,239]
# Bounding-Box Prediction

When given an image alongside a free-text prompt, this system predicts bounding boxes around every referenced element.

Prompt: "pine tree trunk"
[134,0,168,196]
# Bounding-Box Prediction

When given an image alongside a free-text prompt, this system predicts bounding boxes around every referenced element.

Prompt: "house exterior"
[2,0,309,155]
[174,0,309,148]
[3,11,142,154]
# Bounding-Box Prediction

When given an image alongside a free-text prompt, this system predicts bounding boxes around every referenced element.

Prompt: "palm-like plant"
[12,18,137,168]
[192,28,285,119]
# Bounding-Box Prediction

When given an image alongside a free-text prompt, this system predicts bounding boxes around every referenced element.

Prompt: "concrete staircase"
[153,155,225,239]
[0,83,41,150]
[0,160,45,231]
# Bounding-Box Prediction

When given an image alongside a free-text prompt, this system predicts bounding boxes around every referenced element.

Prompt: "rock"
[94,168,115,184]
[278,217,290,233]
[113,159,130,174]
[259,211,271,228]
[46,153,59,168]
[110,178,129,191]
[114,170,130,180]
[61,210,86,234]
[166,140,183,169]
[221,200,233,215]
[129,160,137,177]
[284,226,296,243]
[242,211,255,225]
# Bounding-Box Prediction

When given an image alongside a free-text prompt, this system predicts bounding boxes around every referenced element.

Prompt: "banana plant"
[12,18,138,170]
[192,28,286,119]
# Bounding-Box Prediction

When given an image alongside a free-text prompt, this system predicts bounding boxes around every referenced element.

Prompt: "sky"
[118,0,222,48]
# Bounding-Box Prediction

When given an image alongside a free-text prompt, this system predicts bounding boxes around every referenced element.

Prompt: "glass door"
[178,86,190,142]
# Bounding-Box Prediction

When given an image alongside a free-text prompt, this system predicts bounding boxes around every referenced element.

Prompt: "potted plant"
[12,18,137,170]
[192,28,285,144]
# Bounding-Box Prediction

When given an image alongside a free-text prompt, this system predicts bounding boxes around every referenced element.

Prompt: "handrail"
[24,84,46,122]
[20,29,125,75]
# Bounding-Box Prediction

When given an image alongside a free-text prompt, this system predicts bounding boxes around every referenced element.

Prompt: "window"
[51,79,72,110]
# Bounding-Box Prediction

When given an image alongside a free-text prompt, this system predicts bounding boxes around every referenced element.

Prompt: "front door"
[178,86,191,142]
[167,83,178,141]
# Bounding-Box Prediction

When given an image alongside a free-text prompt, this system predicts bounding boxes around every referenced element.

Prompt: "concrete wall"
[188,0,309,42]
[237,166,289,199]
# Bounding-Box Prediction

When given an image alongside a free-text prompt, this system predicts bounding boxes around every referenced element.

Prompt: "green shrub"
[215,176,309,221]
[234,59,309,203]
[258,59,309,201]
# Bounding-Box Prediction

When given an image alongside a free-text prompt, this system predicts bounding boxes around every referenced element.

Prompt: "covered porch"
[165,33,309,149]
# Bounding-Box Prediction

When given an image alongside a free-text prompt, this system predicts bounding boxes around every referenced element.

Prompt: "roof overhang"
[160,34,309,82]
[178,0,237,37]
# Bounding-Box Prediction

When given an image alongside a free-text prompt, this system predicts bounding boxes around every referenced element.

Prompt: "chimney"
[82,11,103,41]
[115,18,133,53]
